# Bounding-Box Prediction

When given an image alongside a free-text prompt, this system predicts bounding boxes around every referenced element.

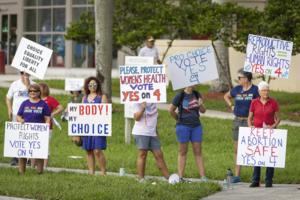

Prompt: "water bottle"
[226,168,233,189]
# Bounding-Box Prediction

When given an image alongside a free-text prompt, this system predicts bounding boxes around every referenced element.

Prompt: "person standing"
[169,86,207,182]
[39,83,64,168]
[224,69,259,183]
[248,81,280,188]
[132,102,169,182]
[6,71,35,166]
[82,76,107,175]
[16,84,51,174]
[138,36,162,64]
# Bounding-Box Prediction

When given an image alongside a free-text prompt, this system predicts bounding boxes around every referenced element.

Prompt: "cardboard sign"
[125,56,154,66]
[68,103,112,136]
[11,37,53,79]
[65,78,84,91]
[166,46,218,90]
[119,65,167,103]
[244,34,293,78]
[4,122,50,159]
[237,127,287,168]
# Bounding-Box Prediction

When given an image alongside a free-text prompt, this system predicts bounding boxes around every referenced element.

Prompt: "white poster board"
[4,122,50,159]
[237,127,287,168]
[166,46,218,90]
[244,34,293,78]
[65,78,84,91]
[68,103,112,136]
[119,65,166,103]
[11,37,53,79]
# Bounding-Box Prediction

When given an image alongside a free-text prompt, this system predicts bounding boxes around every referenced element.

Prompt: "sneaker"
[10,158,18,166]
[231,176,241,183]
[265,182,273,188]
[200,176,209,182]
[249,182,260,187]
[138,178,146,183]
[179,178,192,183]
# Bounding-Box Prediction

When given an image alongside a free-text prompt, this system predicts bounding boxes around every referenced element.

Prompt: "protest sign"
[11,37,53,79]
[65,78,84,91]
[125,56,154,66]
[119,65,167,103]
[244,34,293,78]
[4,122,49,159]
[237,127,287,168]
[68,103,112,136]
[166,46,218,90]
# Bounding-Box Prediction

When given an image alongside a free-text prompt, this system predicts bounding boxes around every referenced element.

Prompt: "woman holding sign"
[224,69,259,183]
[16,84,51,174]
[248,81,280,188]
[82,76,107,175]
[169,86,207,182]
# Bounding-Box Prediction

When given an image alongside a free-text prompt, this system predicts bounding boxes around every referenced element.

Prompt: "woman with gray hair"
[224,69,259,183]
[248,81,281,187]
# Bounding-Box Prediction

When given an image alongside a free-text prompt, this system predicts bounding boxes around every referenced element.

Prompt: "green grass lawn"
[26,79,300,121]
[1,87,300,185]
[0,167,220,200]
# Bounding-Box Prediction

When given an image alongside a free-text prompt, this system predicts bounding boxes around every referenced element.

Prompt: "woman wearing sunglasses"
[82,76,108,175]
[16,84,51,174]
[224,69,259,183]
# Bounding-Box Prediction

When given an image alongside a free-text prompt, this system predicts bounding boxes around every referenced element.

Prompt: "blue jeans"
[252,166,274,183]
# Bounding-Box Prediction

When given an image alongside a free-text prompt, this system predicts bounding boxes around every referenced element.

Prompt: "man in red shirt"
[247,81,280,188]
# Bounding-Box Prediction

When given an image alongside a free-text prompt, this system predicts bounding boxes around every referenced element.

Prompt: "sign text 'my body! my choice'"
[68,103,112,136]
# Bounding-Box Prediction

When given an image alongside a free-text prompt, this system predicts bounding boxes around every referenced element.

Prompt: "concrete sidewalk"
[1,163,299,200]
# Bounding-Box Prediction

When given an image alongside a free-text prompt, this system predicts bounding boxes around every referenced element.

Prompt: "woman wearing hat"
[224,69,259,183]
[248,81,280,188]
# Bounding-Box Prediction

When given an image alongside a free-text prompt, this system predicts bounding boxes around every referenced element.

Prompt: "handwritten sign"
[119,65,167,103]
[65,78,84,91]
[125,56,154,66]
[4,122,50,159]
[166,46,218,90]
[11,37,53,79]
[237,127,287,168]
[68,103,112,136]
[244,34,293,78]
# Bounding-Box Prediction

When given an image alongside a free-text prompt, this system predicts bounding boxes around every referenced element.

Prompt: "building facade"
[0,0,95,70]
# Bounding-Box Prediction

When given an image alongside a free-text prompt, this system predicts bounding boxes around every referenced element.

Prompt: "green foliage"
[64,11,95,47]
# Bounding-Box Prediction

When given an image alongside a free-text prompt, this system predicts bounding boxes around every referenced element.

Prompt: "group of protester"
[5,36,280,188]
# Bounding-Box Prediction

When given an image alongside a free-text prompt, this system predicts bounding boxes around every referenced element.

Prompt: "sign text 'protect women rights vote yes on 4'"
[166,46,219,91]
[237,127,287,168]
[11,37,53,79]
[68,103,112,136]
[119,65,167,103]
[243,34,293,78]
[4,122,50,159]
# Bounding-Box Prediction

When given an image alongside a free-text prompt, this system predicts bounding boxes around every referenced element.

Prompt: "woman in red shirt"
[39,83,64,168]
[247,81,280,188]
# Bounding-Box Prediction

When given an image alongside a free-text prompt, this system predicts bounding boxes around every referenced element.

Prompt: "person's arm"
[270,111,280,129]
[224,91,234,111]
[198,98,206,113]
[247,112,254,127]
[45,116,51,125]
[169,104,178,121]
[133,102,146,121]
[102,94,108,103]
[16,115,24,123]
[51,104,64,118]
[6,97,13,121]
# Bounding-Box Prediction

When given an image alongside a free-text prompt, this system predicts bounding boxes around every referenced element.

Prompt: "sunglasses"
[29,90,39,93]
[88,83,97,88]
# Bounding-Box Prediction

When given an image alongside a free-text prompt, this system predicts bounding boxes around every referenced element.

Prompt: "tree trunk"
[210,0,232,92]
[95,0,114,101]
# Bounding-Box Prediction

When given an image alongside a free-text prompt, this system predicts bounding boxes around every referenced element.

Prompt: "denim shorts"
[232,117,248,141]
[134,135,161,150]
[176,124,203,143]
